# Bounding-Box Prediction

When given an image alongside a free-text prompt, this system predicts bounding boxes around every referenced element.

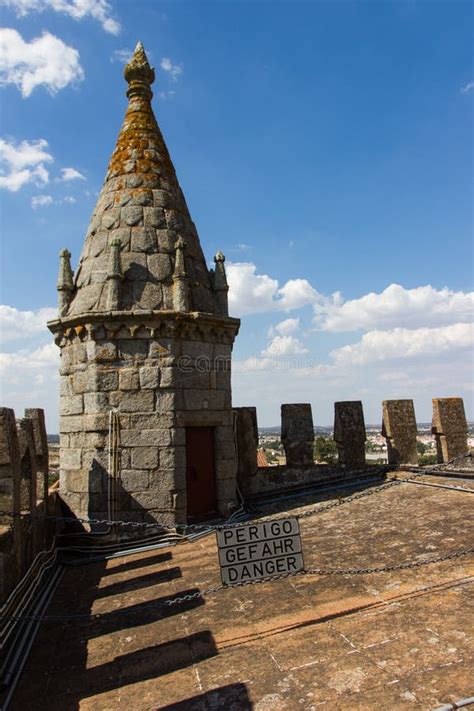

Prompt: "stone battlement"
[234,397,470,498]
[0,408,63,604]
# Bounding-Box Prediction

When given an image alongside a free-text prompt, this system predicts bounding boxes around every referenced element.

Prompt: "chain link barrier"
[2,544,471,622]
[0,450,471,624]
[0,452,471,535]
[165,545,474,607]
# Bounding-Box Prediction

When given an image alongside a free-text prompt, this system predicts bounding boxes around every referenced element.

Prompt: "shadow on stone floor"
[44,630,218,707]
[101,550,173,576]
[11,552,211,711]
[157,682,253,710]
[94,565,182,598]
[13,630,219,710]
[83,589,205,639]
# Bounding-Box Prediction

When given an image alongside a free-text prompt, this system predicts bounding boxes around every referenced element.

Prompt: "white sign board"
[216,517,304,586]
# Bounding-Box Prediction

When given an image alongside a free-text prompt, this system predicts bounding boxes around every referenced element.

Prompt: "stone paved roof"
[68,42,220,317]
[12,473,474,709]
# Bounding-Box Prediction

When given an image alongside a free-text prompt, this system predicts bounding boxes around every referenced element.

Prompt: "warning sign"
[216,517,304,586]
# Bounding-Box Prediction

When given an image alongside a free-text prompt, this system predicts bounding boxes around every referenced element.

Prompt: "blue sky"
[0,0,472,431]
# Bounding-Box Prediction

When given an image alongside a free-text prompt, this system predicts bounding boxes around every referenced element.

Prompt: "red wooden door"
[185,427,217,520]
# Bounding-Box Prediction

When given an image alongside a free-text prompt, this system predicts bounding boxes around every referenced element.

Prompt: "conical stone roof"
[67,42,219,317]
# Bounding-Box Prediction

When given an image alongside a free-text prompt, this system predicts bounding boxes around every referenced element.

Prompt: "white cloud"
[461,81,474,95]
[272,318,300,336]
[0,28,84,97]
[230,243,251,252]
[228,265,474,330]
[0,137,51,170]
[331,323,473,366]
[262,335,308,357]
[0,304,60,430]
[59,167,85,181]
[227,262,321,316]
[111,47,132,64]
[235,357,278,372]
[0,0,120,34]
[227,266,474,425]
[0,305,56,343]
[0,342,58,373]
[0,343,59,431]
[315,283,474,332]
[0,137,52,191]
[227,262,279,315]
[157,90,176,101]
[277,278,319,310]
[32,194,78,207]
[233,340,473,426]
[31,194,53,208]
[160,57,183,82]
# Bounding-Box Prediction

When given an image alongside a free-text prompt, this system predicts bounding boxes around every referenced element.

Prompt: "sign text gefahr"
[216,517,304,586]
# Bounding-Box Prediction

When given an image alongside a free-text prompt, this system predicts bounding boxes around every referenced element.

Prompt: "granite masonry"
[334,401,366,469]
[0,408,60,602]
[233,407,259,497]
[382,399,418,466]
[25,408,49,508]
[432,397,469,463]
[48,43,240,525]
[281,404,314,467]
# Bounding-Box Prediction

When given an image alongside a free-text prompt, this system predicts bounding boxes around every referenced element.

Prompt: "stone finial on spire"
[57,248,74,316]
[213,251,229,316]
[172,237,190,312]
[124,41,155,101]
[106,238,124,311]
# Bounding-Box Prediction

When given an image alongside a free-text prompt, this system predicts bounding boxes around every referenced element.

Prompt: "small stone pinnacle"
[124,41,155,100]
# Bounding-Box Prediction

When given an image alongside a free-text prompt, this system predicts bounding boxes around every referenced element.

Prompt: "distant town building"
[257,449,269,467]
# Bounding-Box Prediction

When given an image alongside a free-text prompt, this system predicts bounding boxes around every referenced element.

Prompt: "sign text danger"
[216,517,304,586]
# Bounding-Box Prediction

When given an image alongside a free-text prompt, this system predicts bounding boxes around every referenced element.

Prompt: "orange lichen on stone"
[65,42,219,316]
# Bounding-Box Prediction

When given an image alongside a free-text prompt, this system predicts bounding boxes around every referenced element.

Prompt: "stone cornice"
[48,310,240,347]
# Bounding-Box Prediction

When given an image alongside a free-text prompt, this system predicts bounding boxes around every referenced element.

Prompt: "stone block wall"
[233,407,258,497]
[281,404,314,467]
[234,396,471,499]
[0,407,59,604]
[0,408,21,593]
[334,401,366,468]
[237,400,371,497]
[57,316,238,525]
[432,398,468,463]
[25,408,49,506]
[382,399,418,466]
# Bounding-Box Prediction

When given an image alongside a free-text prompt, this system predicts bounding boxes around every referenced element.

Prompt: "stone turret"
[172,237,190,312]
[48,43,240,526]
[106,238,124,311]
[57,249,74,316]
[213,251,229,316]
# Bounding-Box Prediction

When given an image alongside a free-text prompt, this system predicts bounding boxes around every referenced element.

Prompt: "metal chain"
[165,545,474,606]
[0,452,470,533]
[305,546,474,576]
[291,451,473,522]
[4,544,471,622]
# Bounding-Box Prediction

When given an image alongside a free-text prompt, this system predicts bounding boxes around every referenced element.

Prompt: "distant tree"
[365,440,382,452]
[419,453,437,466]
[416,440,427,454]
[314,436,337,465]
